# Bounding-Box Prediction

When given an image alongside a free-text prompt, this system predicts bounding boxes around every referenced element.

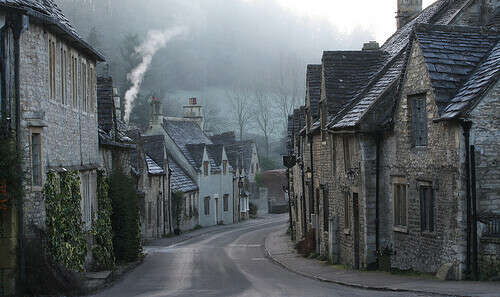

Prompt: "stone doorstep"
[264,229,500,297]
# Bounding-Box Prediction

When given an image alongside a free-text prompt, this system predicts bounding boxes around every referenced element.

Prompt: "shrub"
[254,173,264,187]
[249,202,258,218]
[44,171,87,272]
[109,169,142,263]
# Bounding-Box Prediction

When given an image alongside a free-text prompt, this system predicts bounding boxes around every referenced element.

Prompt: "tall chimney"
[396,0,422,29]
[183,97,205,130]
[149,96,163,130]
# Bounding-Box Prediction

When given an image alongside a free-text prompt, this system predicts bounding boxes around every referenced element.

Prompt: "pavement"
[90,214,436,297]
[265,226,500,297]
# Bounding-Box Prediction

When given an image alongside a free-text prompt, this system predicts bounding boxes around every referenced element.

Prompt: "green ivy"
[91,170,115,271]
[109,169,142,263]
[0,138,24,210]
[44,171,87,272]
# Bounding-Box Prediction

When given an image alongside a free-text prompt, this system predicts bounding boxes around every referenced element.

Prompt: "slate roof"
[210,132,236,145]
[97,77,114,132]
[1,0,104,61]
[169,157,198,193]
[440,41,500,120]
[306,65,322,121]
[225,140,254,173]
[488,7,500,28]
[206,144,224,166]
[145,155,165,176]
[322,50,388,116]
[415,24,499,111]
[185,143,207,169]
[328,0,479,130]
[163,119,213,168]
[143,135,166,170]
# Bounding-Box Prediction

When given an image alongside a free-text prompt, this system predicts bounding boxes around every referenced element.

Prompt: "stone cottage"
[288,0,500,279]
[211,132,262,220]
[0,0,104,294]
[144,98,235,228]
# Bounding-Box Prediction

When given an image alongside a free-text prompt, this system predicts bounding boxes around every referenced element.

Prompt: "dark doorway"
[353,192,360,270]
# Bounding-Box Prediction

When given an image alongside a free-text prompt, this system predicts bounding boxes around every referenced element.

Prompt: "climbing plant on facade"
[109,168,142,263]
[0,138,24,212]
[91,170,115,271]
[44,171,87,272]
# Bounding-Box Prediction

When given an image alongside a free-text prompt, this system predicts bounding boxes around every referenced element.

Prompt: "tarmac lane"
[92,215,436,297]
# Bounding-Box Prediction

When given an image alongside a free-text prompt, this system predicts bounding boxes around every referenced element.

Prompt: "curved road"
[93,215,433,297]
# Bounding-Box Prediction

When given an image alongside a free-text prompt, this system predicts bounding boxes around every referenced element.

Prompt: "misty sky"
[249,0,438,43]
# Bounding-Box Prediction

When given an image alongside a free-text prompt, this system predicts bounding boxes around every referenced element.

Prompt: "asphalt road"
[92,215,434,297]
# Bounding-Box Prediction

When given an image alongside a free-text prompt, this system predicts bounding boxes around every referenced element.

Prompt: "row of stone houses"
[287,0,499,280]
[0,1,261,294]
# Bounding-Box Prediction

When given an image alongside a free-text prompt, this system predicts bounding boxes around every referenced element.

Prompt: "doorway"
[353,192,360,269]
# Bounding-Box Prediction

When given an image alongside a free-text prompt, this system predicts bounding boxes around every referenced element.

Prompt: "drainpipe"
[471,145,478,280]
[375,133,381,263]
[13,13,25,294]
[461,120,472,278]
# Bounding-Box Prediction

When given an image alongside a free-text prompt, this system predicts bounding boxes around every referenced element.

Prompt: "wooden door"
[353,193,360,270]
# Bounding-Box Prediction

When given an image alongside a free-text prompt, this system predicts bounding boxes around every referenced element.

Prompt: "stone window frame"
[30,128,43,191]
[48,34,57,101]
[320,100,327,142]
[80,170,94,231]
[80,59,88,113]
[418,180,435,234]
[71,52,79,109]
[408,93,428,147]
[60,44,68,105]
[392,176,409,233]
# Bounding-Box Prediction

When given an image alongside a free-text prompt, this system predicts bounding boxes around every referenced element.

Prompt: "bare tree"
[227,87,253,141]
[274,52,304,136]
[252,87,276,158]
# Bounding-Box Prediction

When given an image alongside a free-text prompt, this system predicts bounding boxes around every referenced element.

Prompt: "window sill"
[343,228,351,235]
[32,186,43,192]
[393,226,408,234]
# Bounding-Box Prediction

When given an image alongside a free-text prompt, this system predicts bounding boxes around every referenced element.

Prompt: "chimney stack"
[183,97,205,130]
[362,41,380,51]
[396,0,422,29]
[149,96,163,131]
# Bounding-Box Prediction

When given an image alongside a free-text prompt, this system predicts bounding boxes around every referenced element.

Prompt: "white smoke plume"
[124,27,186,122]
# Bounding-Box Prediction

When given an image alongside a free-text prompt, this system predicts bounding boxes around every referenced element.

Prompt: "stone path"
[265,227,500,297]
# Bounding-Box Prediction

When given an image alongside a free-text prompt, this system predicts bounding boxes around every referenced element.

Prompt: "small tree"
[109,168,142,263]
[227,87,253,140]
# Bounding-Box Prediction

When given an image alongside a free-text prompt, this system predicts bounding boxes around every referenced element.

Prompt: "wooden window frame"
[223,194,229,212]
[204,196,210,215]
[419,182,435,233]
[203,161,209,176]
[393,179,408,232]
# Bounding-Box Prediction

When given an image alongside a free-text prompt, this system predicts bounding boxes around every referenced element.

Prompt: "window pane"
[31,134,42,186]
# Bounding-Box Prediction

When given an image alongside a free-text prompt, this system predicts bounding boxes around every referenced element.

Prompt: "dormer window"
[203,161,209,176]
[409,94,428,147]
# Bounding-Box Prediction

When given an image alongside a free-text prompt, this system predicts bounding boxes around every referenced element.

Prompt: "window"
[330,135,336,174]
[203,161,209,176]
[394,183,408,227]
[320,101,327,141]
[409,95,428,146]
[81,172,93,229]
[60,48,67,104]
[344,192,351,229]
[88,66,95,112]
[251,164,254,174]
[323,189,329,231]
[420,185,434,232]
[31,133,42,187]
[72,55,78,107]
[48,38,57,100]
[343,136,352,171]
[223,194,229,212]
[204,197,210,215]
[223,160,227,175]
[81,61,87,112]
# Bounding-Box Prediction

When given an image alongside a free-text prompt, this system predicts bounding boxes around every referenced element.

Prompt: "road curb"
[263,230,464,297]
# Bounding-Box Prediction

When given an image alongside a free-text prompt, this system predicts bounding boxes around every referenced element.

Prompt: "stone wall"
[381,40,465,275]
[19,22,99,235]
